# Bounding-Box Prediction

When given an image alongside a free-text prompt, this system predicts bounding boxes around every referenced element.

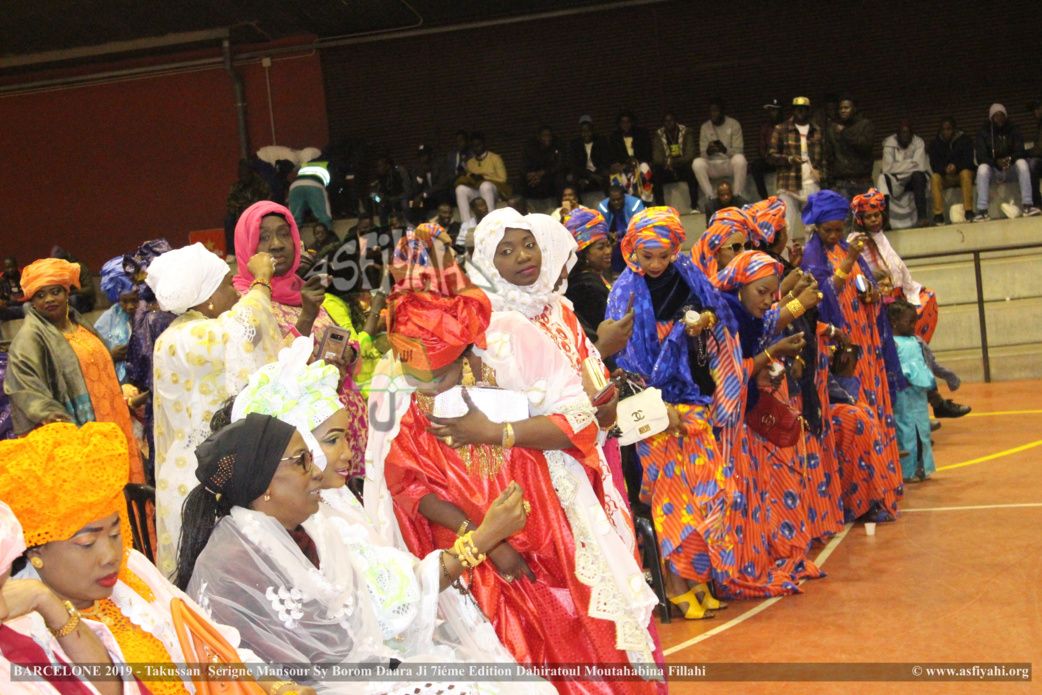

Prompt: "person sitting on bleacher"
[973,103,1041,221]
[928,117,976,224]
[693,98,748,205]
[878,120,931,228]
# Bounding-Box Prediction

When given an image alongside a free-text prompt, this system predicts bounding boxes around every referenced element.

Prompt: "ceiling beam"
[0,28,231,69]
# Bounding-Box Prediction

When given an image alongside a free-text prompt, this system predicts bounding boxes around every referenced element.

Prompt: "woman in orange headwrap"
[0,422,302,695]
[4,258,144,484]
[368,237,660,694]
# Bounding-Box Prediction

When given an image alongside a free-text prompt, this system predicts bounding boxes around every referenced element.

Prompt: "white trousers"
[693,154,748,199]
[456,182,499,222]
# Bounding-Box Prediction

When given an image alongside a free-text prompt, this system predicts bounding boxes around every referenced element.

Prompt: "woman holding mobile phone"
[232,201,369,481]
[800,190,904,523]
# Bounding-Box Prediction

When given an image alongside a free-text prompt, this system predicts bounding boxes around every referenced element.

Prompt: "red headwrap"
[232,201,304,305]
[851,188,887,225]
[387,284,492,372]
[19,258,81,300]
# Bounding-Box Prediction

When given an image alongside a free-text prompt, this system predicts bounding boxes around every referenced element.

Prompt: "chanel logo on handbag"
[632,410,645,422]
[617,387,669,446]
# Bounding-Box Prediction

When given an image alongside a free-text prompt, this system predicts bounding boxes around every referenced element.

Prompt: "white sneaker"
[1024,206,1042,217]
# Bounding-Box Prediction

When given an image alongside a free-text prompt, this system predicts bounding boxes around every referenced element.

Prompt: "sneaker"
[972,210,990,222]
[1025,206,1042,217]
[933,399,971,418]
[930,420,942,432]
[965,210,975,222]
[689,209,702,215]
[933,214,946,225]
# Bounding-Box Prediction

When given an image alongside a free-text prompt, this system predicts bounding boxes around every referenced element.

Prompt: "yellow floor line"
[965,409,1042,417]
[902,502,1042,512]
[661,524,852,657]
[936,438,1042,471]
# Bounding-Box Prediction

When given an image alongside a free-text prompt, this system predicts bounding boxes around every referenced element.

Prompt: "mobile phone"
[318,325,353,362]
[854,275,870,294]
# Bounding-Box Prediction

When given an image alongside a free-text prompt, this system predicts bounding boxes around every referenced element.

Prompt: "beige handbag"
[616,387,670,446]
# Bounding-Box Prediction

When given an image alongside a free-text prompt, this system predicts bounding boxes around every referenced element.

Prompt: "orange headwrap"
[19,258,81,300]
[0,422,129,549]
[387,284,492,373]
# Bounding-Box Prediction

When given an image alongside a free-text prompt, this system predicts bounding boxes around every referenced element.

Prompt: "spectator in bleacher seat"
[226,158,274,252]
[568,115,612,197]
[288,157,334,230]
[812,92,840,131]
[454,132,510,223]
[826,96,875,201]
[878,120,932,228]
[928,117,976,224]
[651,111,699,210]
[520,125,567,200]
[551,185,580,222]
[599,184,646,274]
[505,195,530,216]
[769,96,824,238]
[751,98,784,199]
[456,197,489,258]
[366,155,412,226]
[704,181,748,218]
[49,247,96,315]
[447,130,472,180]
[1024,100,1042,213]
[0,257,23,322]
[694,98,748,204]
[973,103,1040,221]
[609,110,654,202]
[408,144,452,224]
[432,202,462,244]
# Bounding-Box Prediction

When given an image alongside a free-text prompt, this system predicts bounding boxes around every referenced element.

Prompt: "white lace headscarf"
[144,242,229,314]
[468,209,577,318]
[231,336,343,471]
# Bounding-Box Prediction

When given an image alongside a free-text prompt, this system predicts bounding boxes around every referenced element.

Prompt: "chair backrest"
[123,483,156,563]
[170,598,266,695]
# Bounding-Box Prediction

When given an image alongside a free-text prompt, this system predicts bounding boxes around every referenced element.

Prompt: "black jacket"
[975,120,1026,167]
[928,131,975,173]
[826,112,875,180]
[608,126,653,165]
[522,137,566,177]
[568,135,613,178]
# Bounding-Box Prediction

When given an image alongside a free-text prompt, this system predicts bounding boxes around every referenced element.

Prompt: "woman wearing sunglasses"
[691,207,759,279]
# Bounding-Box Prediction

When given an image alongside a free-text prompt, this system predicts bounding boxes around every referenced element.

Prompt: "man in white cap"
[973,103,1040,221]
[768,96,825,238]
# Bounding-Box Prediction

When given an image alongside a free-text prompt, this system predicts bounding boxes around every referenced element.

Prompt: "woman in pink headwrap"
[232,201,368,480]
[849,189,939,342]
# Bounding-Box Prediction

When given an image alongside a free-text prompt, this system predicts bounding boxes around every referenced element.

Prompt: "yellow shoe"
[694,582,727,610]
[668,589,715,620]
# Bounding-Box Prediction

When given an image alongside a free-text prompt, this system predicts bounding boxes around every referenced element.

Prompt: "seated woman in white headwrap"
[146,243,284,577]
[0,499,129,695]
[177,410,551,695]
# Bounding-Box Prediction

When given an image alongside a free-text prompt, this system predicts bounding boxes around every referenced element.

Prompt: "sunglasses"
[726,240,755,254]
[280,448,315,474]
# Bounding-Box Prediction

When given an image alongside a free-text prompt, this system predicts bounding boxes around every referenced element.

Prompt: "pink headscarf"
[232,201,304,306]
[0,501,26,573]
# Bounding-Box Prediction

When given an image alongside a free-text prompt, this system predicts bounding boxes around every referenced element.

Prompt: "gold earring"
[30,556,44,569]
[208,302,215,311]
[264,491,271,502]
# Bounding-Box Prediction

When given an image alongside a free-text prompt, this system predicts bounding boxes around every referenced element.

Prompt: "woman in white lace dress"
[178,412,550,695]
[147,243,284,577]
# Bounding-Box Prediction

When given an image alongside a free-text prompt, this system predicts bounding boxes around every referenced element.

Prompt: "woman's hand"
[780,268,803,297]
[363,291,388,336]
[426,388,500,448]
[247,252,276,283]
[833,329,853,348]
[596,293,635,356]
[789,358,805,381]
[797,275,821,310]
[295,274,328,337]
[665,404,684,436]
[40,413,73,426]
[488,542,536,583]
[769,331,806,359]
[788,240,804,268]
[110,343,129,362]
[477,481,527,545]
[2,578,70,630]
[860,287,880,305]
[595,387,619,429]
[846,234,868,261]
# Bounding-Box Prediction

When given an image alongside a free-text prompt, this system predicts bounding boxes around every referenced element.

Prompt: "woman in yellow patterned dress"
[5,258,144,485]
[146,244,283,578]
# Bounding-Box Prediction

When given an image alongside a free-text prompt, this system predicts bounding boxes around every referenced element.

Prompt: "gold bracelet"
[501,422,516,449]
[48,601,81,638]
[794,355,806,367]
[764,347,774,361]
[704,311,718,329]
[452,531,486,568]
[834,267,850,280]
[829,324,837,338]
[785,298,806,319]
[456,519,471,537]
[268,682,294,695]
[250,278,273,292]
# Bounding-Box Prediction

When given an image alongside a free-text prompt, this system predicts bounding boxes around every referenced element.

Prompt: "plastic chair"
[347,475,364,503]
[123,483,156,563]
[170,598,266,695]
[633,514,671,624]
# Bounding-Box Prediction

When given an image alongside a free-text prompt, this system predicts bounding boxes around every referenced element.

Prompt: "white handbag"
[616,387,670,445]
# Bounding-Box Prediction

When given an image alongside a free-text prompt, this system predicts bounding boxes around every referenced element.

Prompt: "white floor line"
[661,524,852,657]
[901,502,1042,513]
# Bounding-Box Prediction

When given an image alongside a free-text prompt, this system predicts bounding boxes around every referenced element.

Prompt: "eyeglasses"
[280,449,314,474]
[726,240,755,254]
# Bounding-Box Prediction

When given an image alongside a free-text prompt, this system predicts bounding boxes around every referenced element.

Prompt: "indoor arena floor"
[656,379,1042,694]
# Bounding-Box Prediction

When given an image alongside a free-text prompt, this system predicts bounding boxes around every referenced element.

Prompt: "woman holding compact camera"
[799,190,905,523]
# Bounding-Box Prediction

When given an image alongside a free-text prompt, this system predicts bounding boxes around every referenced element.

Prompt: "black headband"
[194,413,296,507]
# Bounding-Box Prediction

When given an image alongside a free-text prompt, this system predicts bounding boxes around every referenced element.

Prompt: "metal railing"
[902,241,1042,383]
